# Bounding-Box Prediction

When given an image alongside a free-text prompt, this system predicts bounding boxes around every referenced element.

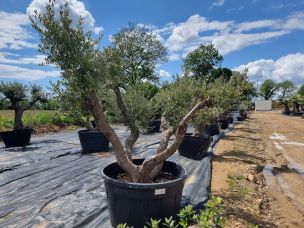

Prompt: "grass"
[0,110,81,132]
[226,172,249,199]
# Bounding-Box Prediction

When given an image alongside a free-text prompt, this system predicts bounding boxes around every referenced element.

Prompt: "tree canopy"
[277,80,296,101]
[183,44,223,83]
[259,79,279,100]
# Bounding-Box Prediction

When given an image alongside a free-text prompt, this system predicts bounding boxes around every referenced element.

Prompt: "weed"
[226,172,249,199]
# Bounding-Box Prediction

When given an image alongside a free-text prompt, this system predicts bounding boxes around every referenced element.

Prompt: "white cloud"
[0,63,60,80]
[27,0,102,34]
[165,14,232,52]
[211,0,225,8]
[168,53,181,61]
[235,19,279,33]
[151,11,304,57]
[0,52,45,65]
[282,12,304,30]
[211,30,288,55]
[233,53,304,85]
[0,11,36,50]
[159,69,171,78]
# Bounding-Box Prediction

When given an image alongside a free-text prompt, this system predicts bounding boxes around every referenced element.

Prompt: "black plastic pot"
[204,123,220,136]
[237,116,245,121]
[282,110,291,115]
[289,111,303,117]
[219,119,229,129]
[0,128,33,148]
[146,119,161,134]
[102,159,187,228]
[178,134,211,159]
[229,116,234,124]
[78,130,109,153]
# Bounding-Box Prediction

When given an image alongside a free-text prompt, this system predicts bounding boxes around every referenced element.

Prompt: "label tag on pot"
[154,188,166,195]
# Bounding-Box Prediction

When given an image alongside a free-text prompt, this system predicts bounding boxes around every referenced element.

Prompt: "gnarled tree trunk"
[14,108,24,130]
[283,101,290,113]
[88,90,211,183]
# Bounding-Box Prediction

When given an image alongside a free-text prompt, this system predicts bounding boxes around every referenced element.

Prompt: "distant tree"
[298,84,304,97]
[211,67,232,82]
[230,70,256,100]
[0,81,47,129]
[259,79,280,100]
[277,80,296,113]
[296,85,304,111]
[183,44,223,84]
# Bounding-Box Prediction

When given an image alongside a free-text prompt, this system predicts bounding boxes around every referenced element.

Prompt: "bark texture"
[138,98,212,182]
[89,89,212,183]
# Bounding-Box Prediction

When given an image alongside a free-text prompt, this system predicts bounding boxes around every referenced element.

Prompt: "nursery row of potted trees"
[0,1,255,227]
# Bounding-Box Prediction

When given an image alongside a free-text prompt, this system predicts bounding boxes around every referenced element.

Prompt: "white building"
[255,100,272,111]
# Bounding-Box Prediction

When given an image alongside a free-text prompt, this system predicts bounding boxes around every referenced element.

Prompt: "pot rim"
[77,129,102,134]
[183,134,210,139]
[0,128,33,135]
[102,159,187,189]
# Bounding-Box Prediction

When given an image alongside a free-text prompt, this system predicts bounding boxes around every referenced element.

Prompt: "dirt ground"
[212,111,304,227]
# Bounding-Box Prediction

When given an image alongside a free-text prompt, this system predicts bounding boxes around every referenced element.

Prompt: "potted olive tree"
[0,81,47,147]
[52,81,110,153]
[30,2,214,226]
[177,45,244,159]
[277,80,296,115]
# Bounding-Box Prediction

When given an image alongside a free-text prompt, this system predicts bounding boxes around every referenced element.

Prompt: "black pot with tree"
[277,80,296,115]
[51,82,110,154]
[31,4,256,226]
[0,81,47,148]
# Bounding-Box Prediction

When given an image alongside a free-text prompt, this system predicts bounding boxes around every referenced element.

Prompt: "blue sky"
[0,0,304,89]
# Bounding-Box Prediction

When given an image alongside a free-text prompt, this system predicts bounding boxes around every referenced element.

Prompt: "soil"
[116,172,177,183]
[212,111,304,227]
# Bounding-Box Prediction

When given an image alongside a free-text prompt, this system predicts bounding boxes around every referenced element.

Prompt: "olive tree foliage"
[183,44,223,84]
[230,70,256,101]
[210,67,232,82]
[297,86,304,111]
[277,80,296,113]
[104,24,167,87]
[298,85,304,97]
[0,81,47,130]
[288,85,304,112]
[30,0,106,128]
[156,76,243,136]
[30,0,213,183]
[259,79,280,100]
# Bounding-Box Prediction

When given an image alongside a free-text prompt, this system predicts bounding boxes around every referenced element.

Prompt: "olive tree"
[30,0,212,182]
[277,80,296,113]
[259,79,279,100]
[183,44,223,84]
[0,81,47,130]
[298,85,304,111]
[210,67,232,82]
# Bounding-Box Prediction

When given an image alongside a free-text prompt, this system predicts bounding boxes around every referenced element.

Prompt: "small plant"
[145,218,162,228]
[163,217,179,228]
[194,195,224,228]
[117,224,132,228]
[178,205,196,227]
[226,172,249,199]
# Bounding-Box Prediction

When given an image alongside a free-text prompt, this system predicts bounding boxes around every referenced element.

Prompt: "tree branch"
[138,97,212,182]
[87,91,140,180]
[112,86,139,154]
